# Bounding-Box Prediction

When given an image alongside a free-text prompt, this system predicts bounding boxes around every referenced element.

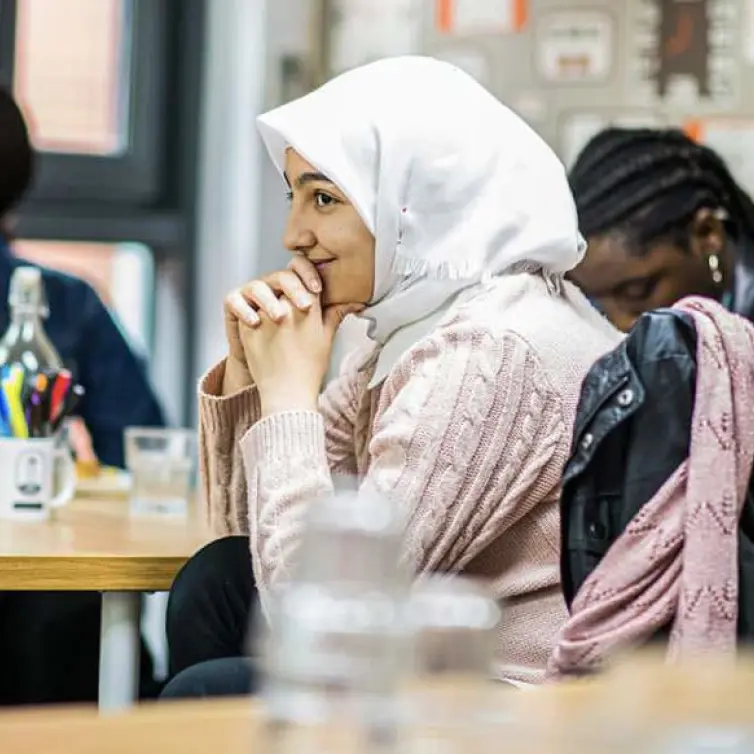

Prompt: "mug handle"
[50,446,76,508]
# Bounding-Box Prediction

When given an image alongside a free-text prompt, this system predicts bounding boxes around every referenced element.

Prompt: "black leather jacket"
[560,308,754,639]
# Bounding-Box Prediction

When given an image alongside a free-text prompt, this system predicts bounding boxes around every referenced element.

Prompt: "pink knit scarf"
[548,297,754,679]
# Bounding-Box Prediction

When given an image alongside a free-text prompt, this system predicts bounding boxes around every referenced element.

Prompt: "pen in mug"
[49,383,84,434]
[50,370,72,422]
[2,366,28,439]
[0,388,9,437]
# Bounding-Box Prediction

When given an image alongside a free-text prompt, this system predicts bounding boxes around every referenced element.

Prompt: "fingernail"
[296,294,312,308]
[310,278,322,292]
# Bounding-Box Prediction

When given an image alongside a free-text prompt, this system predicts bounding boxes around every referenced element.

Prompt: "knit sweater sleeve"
[197,359,361,537]
[241,329,566,613]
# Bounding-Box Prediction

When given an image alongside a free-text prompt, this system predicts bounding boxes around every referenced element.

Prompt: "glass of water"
[259,485,412,753]
[404,575,508,754]
[125,427,196,516]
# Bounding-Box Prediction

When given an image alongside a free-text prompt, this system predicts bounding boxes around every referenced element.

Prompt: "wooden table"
[2,656,754,754]
[0,496,209,711]
[0,698,257,754]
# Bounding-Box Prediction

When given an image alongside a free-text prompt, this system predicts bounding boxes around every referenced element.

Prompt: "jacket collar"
[571,343,635,442]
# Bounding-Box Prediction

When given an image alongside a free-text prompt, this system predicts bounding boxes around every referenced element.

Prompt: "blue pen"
[0,382,11,437]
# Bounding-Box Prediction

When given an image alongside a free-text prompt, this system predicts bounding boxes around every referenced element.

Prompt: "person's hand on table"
[67,416,100,477]
[223,256,363,412]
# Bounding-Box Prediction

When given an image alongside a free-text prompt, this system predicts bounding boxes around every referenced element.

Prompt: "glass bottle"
[0,266,62,376]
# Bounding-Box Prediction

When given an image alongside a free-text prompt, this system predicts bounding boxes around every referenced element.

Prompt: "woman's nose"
[282,220,316,253]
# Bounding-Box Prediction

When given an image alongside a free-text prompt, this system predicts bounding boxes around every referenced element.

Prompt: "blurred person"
[568,127,754,332]
[0,87,165,466]
[0,87,163,704]
[162,56,622,699]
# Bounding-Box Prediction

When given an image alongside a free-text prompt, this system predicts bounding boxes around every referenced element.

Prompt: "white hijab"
[257,56,585,387]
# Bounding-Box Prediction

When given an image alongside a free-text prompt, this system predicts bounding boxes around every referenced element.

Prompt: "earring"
[708,254,724,286]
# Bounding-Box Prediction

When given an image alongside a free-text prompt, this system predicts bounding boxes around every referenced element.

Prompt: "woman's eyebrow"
[294,171,333,188]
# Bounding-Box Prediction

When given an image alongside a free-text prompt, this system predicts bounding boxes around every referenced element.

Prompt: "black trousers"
[162,536,260,699]
[0,591,158,705]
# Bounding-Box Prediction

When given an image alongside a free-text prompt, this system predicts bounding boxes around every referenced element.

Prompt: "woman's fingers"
[287,256,323,294]
[267,268,315,311]
[225,289,260,327]
[239,280,289,321]
[226,261,322,326]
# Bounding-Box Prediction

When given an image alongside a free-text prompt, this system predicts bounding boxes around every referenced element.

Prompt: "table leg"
[98,591,141,712]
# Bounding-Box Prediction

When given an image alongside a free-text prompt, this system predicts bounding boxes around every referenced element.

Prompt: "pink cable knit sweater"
[198,273,622,684]
[548,298,754,678]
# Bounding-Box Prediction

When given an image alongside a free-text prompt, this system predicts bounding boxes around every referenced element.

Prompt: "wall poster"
[535,11,614,84]
[327,0,422,76]
[436,0,527,36]
[628,0,739,107]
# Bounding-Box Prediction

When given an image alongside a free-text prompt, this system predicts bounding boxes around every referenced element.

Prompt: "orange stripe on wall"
[436,0,527,34]
[683,119,704,143]
[437,0,453,33]
[513,0,528,30]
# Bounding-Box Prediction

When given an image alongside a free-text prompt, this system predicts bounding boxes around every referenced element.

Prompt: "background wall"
[423,0,753,184]
[322,0,754,184]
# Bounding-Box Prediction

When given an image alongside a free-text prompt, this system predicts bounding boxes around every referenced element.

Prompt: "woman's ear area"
[687,207,727,260]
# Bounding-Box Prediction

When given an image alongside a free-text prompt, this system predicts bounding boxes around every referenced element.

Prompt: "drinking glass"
[124,427,196,516]
[403,575,510,754]
[258,485,411,753]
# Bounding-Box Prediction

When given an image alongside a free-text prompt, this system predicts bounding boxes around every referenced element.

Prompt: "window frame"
[4,0,167,205]
[0,0,16,88]
[0,0,206,425]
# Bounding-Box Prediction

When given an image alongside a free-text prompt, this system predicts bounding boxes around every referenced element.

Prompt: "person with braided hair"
[568,127,754,332]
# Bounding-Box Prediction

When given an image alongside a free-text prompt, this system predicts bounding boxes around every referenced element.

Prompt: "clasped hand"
[223,256,363,414]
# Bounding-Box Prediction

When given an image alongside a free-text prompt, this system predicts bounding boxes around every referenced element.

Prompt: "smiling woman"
[161,56,623,699]
[281,150,376,307]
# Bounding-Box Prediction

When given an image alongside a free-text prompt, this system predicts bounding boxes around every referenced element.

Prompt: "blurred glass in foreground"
[255,481,512,753]
[404,575,509,754]
[259,485,411,753]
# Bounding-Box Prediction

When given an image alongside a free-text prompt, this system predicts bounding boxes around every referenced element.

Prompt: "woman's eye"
[285,190,293,204]
[314,191,337,208]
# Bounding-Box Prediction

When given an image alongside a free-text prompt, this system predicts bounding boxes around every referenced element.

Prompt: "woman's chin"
[320,278,369,308]
[320,288,348,307]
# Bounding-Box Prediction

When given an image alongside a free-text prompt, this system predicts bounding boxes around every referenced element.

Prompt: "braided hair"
[569,127,754,258]
[0,87,33,220]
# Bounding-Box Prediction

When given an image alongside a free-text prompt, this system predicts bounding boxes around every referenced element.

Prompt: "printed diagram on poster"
[684,119,754,196]
[327,0,422,76]
[535,11,614,84]
[628,0,739,107]
[560,112,666,168]
[436,0,528,36]
[435,49,490,86]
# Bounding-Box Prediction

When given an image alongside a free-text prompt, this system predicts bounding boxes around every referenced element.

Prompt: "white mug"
[0,437,76,521]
